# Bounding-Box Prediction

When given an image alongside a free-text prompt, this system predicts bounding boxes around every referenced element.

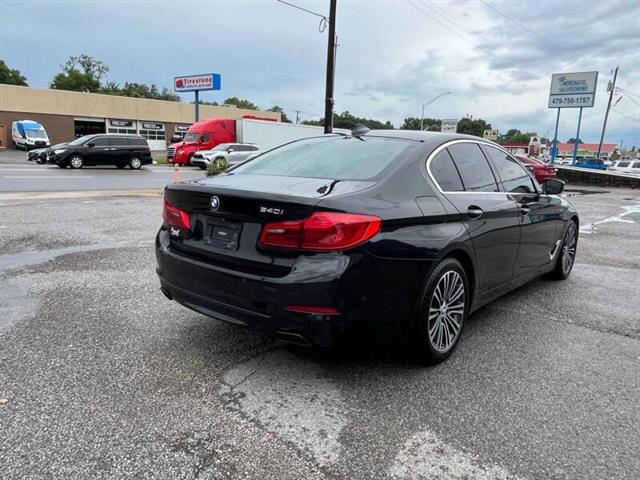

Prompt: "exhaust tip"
[275,331,312,347]
[160,286,172,300]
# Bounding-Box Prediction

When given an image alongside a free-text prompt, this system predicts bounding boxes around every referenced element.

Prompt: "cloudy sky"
[2,0,639,146]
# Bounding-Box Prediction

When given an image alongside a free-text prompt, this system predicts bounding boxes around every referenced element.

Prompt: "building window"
[139,129,166,141]
[108,128,136,135]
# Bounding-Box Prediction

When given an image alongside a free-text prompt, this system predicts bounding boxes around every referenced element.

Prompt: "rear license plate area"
[205,220,241,251]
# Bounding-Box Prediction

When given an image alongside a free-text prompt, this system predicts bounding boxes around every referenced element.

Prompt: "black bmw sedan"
[156,130,578,363]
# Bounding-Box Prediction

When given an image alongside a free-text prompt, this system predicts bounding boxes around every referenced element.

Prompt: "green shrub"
[206,156,229,176]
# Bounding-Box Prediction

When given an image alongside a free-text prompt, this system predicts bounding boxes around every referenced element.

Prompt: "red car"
[516,155,557,183]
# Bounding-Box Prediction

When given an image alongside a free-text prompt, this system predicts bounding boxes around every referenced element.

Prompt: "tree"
[498,128,535,144]
[567,138,583,144]
[0,60,28,86]
[456,117,491,137]
[101,81,180,101]
[400,117,422,130]
[303,111,393,130]
[50,54,109,92]
[223,97,259,110]
[400,117,441,131]
[268,106,291,123]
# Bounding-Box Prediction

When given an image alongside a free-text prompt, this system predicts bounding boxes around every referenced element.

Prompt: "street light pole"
[420,92,452,131]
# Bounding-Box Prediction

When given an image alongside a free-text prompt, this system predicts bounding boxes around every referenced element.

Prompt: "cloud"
[1,0,638,145]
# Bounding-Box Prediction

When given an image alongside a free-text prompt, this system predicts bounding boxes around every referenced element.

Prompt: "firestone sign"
[174,73,221,92]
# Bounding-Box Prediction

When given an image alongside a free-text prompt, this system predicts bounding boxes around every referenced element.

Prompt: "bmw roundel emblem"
[210,195,220,210]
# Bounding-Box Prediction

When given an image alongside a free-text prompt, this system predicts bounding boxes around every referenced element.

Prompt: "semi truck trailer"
[167,117,349,165]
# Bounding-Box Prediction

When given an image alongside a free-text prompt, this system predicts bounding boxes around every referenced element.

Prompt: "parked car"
[515,155,557,182]
[46,134,152,169]
[28,142,68,164]
[191,143,261,170]
[553,157,573,165]
[156,130,578,364]
[12,120,50,150]
[574,158,607,170]
[609,160,640,174]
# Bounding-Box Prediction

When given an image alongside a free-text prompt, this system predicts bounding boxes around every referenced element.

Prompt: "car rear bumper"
[155,227,426,347]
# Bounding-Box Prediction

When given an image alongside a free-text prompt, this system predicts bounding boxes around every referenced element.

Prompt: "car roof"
[358,130,502,149]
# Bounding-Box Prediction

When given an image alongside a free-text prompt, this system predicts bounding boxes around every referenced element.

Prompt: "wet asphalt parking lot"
[0,186,639,479]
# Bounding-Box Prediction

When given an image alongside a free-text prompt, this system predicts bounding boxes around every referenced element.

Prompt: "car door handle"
[467,206,484,219]
[520,205,531,215]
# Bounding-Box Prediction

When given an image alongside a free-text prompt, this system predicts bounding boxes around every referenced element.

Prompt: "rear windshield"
[232,136,414,180]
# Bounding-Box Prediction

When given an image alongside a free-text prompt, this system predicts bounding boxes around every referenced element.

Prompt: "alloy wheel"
[70,156,83,169]
[130,157,142,169]
[561,224,577,274]
[428,270,465,353]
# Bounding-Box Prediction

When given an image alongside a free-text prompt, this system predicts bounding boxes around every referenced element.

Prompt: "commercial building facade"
[0,85,280,151]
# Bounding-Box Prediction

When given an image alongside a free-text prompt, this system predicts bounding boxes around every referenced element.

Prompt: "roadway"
[0,149,202,192]
[1,184,639,479]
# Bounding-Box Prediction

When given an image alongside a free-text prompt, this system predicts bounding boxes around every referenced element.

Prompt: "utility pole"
[295,110,301,124]
[323,0,337,134]
[596,66,619,160]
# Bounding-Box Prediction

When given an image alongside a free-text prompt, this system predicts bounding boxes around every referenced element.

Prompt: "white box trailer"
[235,119,350,151]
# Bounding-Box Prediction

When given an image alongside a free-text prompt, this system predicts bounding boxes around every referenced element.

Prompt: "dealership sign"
[174,73,221,92]
[548,71,598,108]
[110,119,133,128]
[441,119,458,133]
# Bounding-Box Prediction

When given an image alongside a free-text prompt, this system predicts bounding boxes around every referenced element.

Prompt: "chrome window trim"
[426,139,540,195]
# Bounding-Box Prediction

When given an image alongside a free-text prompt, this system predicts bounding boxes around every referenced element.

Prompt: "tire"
[69,155,84,169]
[412,258,469,364]
[187,154,194,167]
[129,157,142,169]
[548,221,578,280]
[198,164,206,170]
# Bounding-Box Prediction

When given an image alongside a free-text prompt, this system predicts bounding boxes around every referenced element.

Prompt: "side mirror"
[227,148,234,153]
[87,142,95,147]
[542,178,564,195]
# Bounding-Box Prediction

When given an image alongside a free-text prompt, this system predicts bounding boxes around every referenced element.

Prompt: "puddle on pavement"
[0,240,152,272]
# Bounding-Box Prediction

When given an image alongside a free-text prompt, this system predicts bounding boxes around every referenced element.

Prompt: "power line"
[406,0,486,51]
[620,93,640,110]
[478,0,558,49]
[612,108,640,124]
[276,0,328,31]
[405,0,521,67]
[421,0,499,52]
[618,87,640,100]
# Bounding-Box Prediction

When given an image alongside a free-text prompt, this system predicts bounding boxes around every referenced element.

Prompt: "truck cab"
[167,118,235,165]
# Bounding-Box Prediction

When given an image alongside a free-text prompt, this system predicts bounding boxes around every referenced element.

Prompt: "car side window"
[482,145,537,194]
[446,143,499,192]
[92,137,109,147]
[430,149,464,191]
[633,162,640,169]
[107,137,123,147]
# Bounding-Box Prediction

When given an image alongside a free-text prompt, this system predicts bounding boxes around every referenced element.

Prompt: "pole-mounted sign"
[174,73,221,122]
[548,71,598,165]
[441,119,458,134]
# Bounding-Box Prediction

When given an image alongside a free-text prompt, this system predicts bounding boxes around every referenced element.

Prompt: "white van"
[12,120,51,150]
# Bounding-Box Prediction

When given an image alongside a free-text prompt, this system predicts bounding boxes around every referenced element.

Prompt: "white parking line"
[2,176,96,179]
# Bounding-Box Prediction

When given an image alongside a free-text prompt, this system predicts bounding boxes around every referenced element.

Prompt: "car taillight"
[162,199,191,229]
[258,212,382,251]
